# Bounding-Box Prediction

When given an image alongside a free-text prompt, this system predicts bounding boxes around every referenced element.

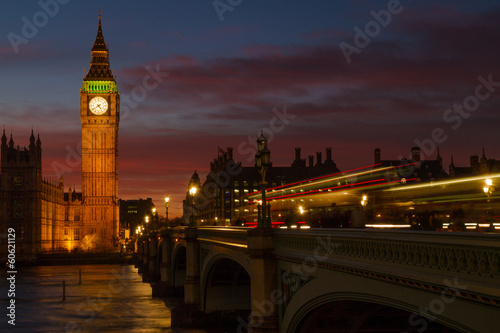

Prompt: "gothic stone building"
[0,15,119,258]
[0,132,82,257]
[184,146,341,226]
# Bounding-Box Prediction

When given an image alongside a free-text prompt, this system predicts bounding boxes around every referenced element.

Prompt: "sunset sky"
[1,1,500,217]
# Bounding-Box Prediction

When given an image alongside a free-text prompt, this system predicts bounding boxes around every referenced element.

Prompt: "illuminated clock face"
[89,96,108,115]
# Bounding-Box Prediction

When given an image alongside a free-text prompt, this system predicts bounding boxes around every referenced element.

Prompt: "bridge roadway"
[135,227,500,332]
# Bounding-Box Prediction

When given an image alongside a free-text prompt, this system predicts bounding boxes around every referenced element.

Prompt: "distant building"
[184,146,341,226]
[449,149,500,177]
[373,146,500,182]
[373,147,448,182]
[119,198,156,234]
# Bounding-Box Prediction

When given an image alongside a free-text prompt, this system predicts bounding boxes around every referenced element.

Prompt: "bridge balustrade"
[135,227,500,332]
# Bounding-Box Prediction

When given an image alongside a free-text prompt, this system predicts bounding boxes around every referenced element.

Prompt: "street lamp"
[484,178,494,196]
[255,131,271,228]
[189,186,197,226]
[361,195,367,207]
[152,207,157,230]
[164,197,170,226]
[187,171,200,227]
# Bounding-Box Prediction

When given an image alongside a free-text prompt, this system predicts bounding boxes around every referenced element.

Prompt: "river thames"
[1,264,231,333]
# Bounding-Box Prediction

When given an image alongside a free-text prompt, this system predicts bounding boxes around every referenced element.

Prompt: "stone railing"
[273,229,500,301]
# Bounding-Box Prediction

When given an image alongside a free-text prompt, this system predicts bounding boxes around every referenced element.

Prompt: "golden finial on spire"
[98,7,102,20]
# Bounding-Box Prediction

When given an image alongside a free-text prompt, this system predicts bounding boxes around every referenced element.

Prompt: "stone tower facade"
[0,131,43,256]
[0,131,82,258]
[80,14,120,251]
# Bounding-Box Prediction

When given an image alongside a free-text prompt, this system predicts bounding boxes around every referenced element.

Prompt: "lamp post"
[255,131,271,228]
[164,197,170,226]
[189,186,197,226]
[152,208,157,229]
[187,171,200,227]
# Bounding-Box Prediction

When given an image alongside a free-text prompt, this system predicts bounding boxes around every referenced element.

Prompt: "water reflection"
[0,265,213,332]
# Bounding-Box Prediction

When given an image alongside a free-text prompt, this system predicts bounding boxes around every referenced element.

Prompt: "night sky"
[1,1,500,217]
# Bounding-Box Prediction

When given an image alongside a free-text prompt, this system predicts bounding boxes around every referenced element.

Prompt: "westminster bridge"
[135,227,500,332]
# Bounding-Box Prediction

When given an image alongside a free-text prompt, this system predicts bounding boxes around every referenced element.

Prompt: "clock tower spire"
[84,8,114,81]
[80,11,120,252]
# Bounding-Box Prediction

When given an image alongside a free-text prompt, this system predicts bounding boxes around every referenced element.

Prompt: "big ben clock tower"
[80,12,119,251]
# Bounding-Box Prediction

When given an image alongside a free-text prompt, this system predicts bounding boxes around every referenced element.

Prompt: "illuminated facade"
[80,14,120,251]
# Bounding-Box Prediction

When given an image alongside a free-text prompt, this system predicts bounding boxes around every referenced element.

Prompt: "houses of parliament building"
[0,14,119,258]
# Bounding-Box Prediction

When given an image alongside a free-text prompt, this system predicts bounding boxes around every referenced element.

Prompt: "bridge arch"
[290,294,463,333]
[201,255,251,313]
[171,244,186,295]
[281,271,474,333]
